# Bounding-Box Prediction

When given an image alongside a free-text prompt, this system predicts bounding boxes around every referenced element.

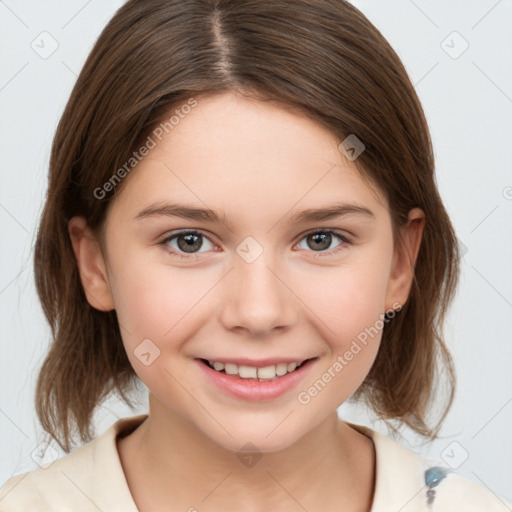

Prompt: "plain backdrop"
[1,0,511,503]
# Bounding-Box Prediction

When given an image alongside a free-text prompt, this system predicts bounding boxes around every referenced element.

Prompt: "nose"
[218,250,297,338]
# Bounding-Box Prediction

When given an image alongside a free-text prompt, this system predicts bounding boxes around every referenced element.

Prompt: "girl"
[0,0,510,510]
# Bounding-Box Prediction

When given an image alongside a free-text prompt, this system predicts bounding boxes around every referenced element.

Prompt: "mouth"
[195,356,318,401]
[198,357,316,382]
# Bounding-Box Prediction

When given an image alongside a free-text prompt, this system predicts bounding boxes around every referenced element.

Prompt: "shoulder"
[433,470,512,511]
[0,414,147,512]
[348,422,512,512]
[0,443,98,511]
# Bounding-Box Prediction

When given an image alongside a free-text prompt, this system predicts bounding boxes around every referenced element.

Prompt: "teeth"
[257,365,276,379]
[224,363,238,375]
[275,363,288,376]
[206,359,306,380]
[239,365,257,378]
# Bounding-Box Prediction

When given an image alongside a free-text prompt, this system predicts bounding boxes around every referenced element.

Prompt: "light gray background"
[1,0,511,503]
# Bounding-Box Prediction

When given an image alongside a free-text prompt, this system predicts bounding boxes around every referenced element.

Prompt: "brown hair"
[34,0,459,452]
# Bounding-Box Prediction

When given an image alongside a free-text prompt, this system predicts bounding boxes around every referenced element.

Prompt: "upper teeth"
[207,360,304,380]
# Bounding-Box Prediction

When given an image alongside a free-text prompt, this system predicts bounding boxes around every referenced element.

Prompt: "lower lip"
[195,358,316,401]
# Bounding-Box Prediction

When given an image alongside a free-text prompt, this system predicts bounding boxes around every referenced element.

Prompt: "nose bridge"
[219,236,296,335]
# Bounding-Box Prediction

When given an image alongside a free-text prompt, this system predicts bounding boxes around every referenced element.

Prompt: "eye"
[160,230,216,259]
[295,229,349,257]
[159,228,350,260]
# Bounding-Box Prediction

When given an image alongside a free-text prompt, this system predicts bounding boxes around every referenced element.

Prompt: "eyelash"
[159,229,351,260]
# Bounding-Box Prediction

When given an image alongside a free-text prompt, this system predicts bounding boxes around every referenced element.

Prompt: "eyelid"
[294,227,352,243]
[160,228,217,243]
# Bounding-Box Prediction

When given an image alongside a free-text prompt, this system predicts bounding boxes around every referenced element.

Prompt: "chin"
[198,417,310,456]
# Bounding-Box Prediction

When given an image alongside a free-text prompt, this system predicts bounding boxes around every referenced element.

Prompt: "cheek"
[293,253,392,345]
[106,246,217,352]
[289,250,392,405]
[107,259,219,394]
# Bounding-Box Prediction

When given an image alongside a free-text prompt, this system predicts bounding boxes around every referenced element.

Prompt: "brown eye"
[306,232,332,251]
[176,232,203,253]
[296,230,349,256]
[161,230,215,257]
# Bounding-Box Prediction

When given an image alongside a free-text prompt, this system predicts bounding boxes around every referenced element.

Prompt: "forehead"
[107,91,387,226]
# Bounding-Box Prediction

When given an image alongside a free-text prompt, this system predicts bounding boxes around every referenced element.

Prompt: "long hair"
[34,0,459,452]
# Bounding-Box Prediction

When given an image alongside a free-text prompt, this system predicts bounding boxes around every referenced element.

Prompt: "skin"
[69,91,424,511]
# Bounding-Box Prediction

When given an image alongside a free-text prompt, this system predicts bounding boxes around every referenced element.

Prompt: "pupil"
[178,233,202,253]
[309,232,331,251]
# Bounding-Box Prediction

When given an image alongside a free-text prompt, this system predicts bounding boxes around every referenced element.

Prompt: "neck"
[118,396,376,512]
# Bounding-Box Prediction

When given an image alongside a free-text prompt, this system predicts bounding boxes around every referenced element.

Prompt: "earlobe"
[68,216,115,312]
[385,208,425,310]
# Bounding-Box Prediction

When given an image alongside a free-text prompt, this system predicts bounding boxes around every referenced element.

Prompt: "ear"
[385,208,425,311]
[68,216,115,311]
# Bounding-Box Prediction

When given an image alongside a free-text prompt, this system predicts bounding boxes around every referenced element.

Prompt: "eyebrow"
[133,202,375,227]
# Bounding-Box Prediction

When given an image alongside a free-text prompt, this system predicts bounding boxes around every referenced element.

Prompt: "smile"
[196,357,317,401]
[202,359,309,381]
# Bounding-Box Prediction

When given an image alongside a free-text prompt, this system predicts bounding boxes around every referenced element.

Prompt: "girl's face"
[73,91,423,453]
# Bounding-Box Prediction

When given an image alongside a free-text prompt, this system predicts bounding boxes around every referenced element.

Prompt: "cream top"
[0,414,510,511]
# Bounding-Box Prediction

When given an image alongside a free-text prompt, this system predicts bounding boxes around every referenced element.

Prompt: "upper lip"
[197,357,315,368]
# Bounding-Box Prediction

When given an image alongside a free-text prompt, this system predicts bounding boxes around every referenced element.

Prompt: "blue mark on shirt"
[424,466,450,505]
